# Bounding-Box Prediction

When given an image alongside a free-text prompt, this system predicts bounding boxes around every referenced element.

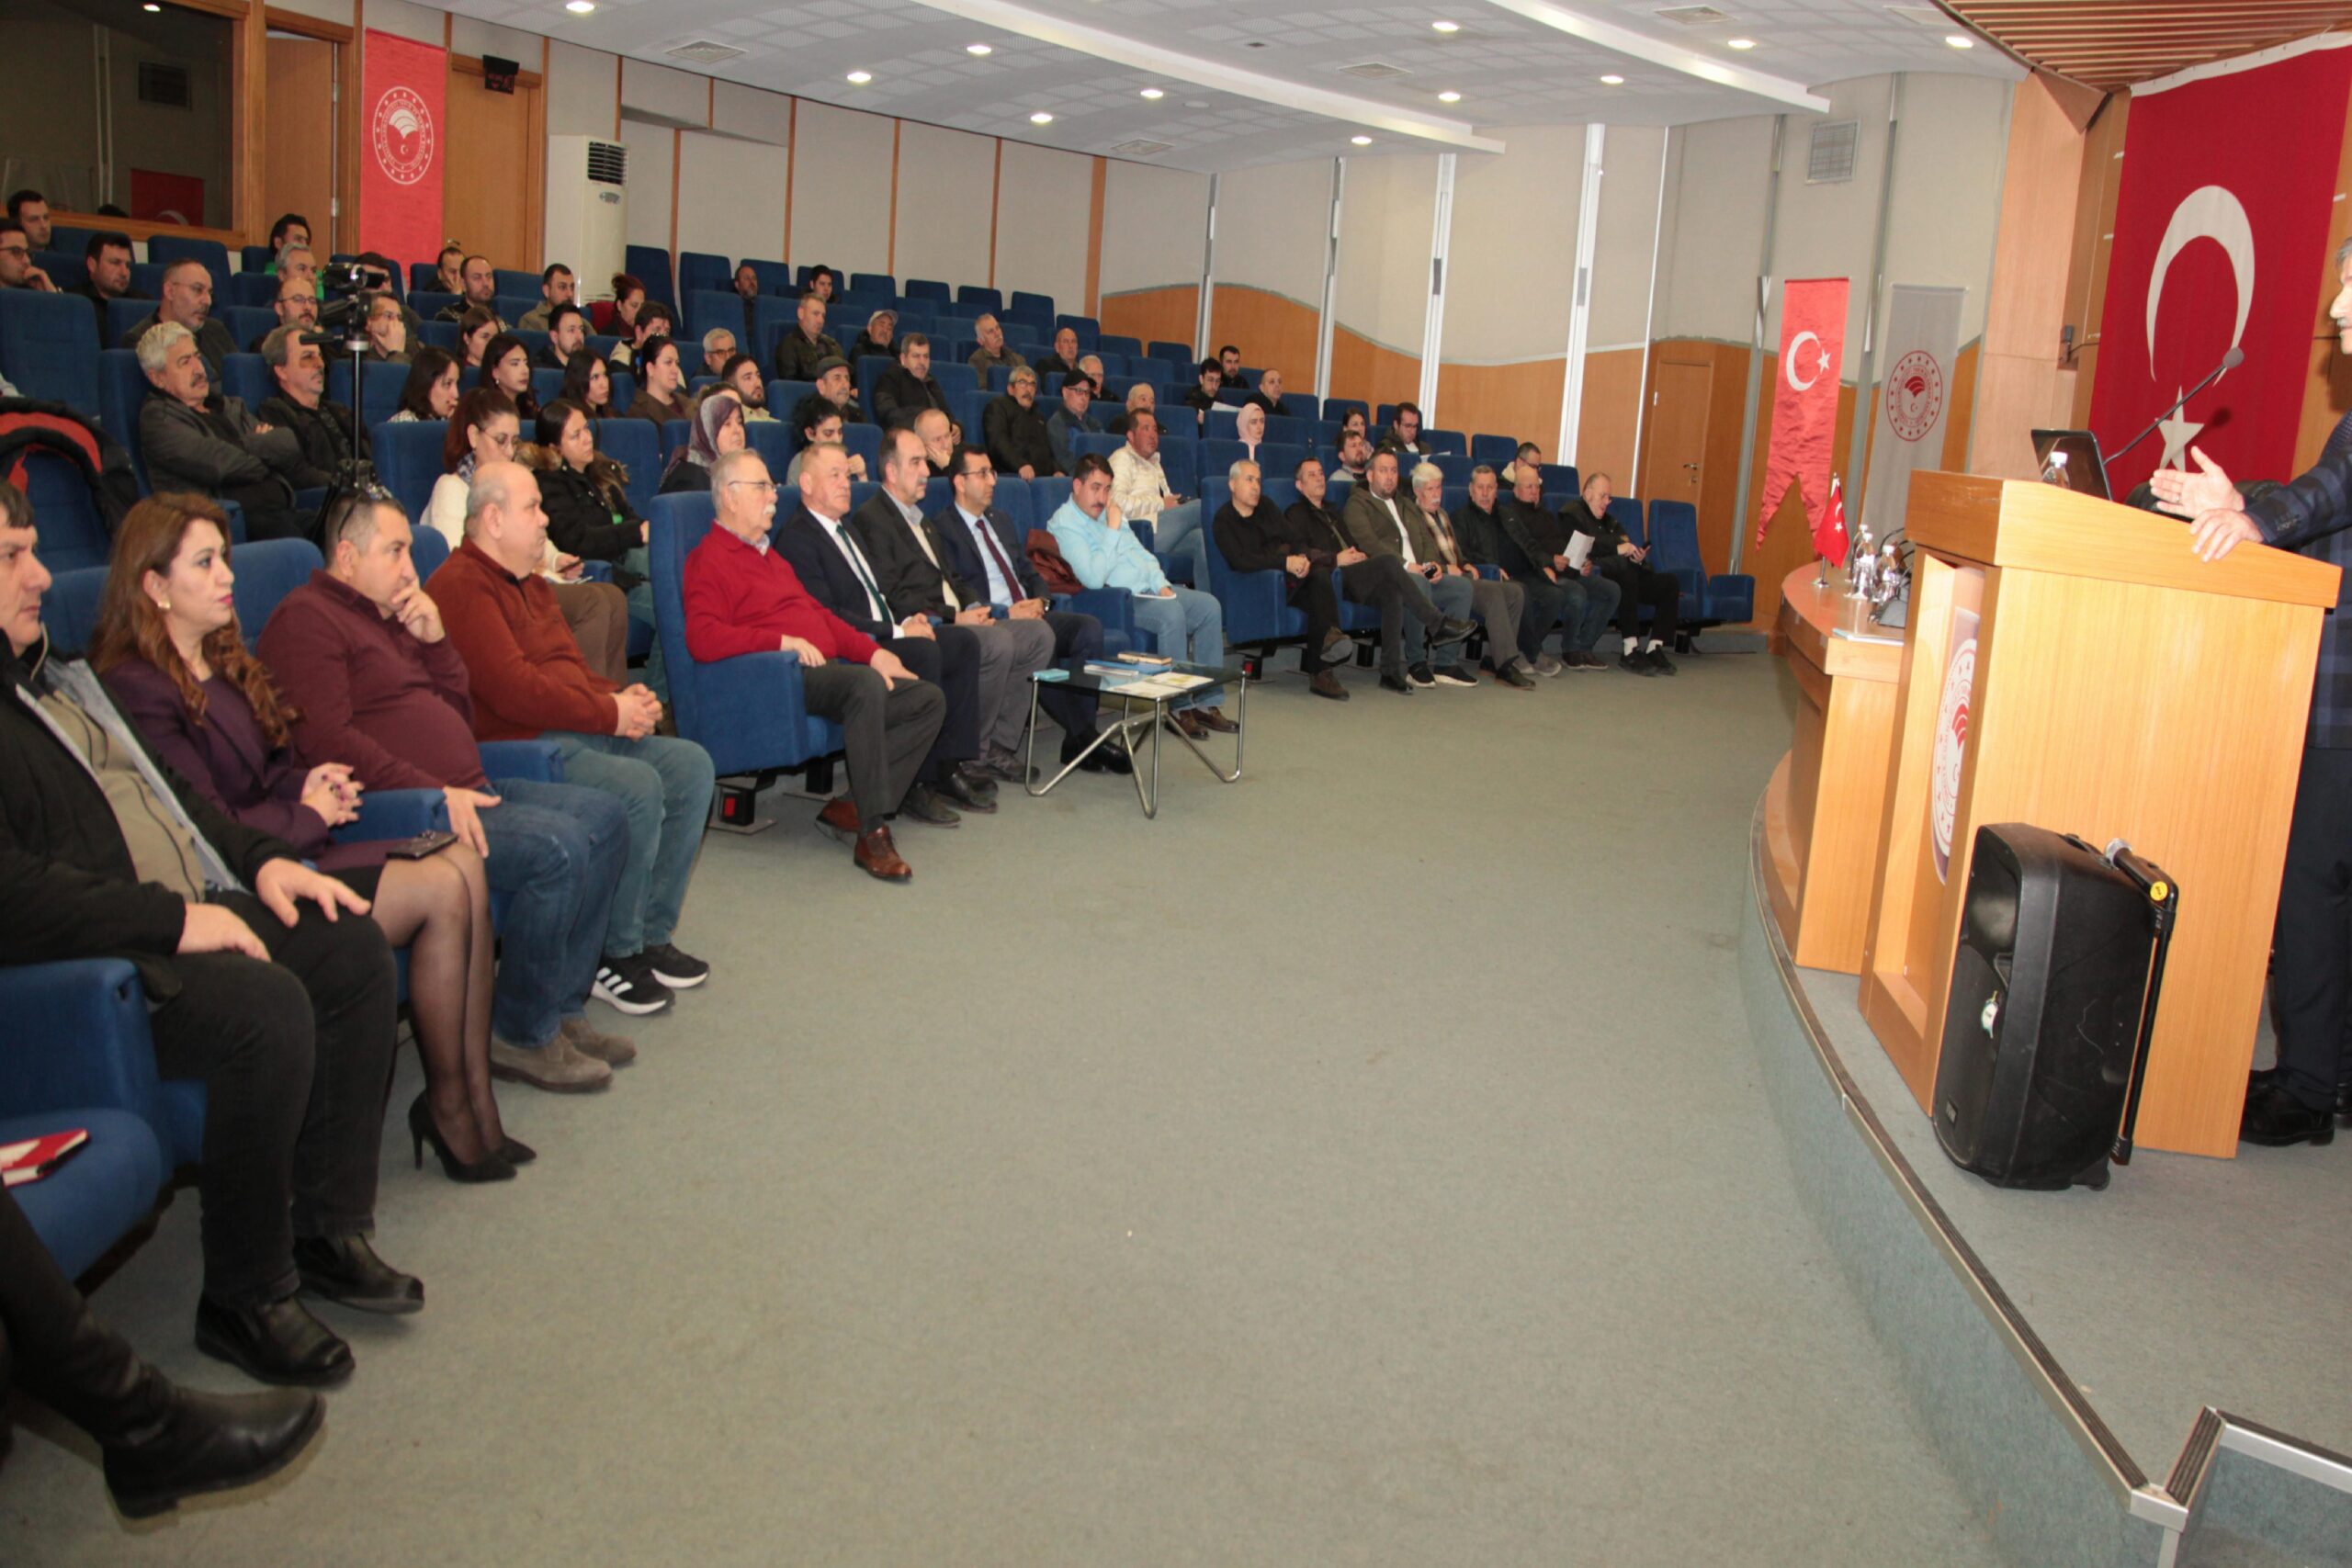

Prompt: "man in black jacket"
[1213,457,1356,701]
[249,273,318,353]
[257,326,369,491]
[137,321,310,541]
[1454,465,1562,677]
[982,367,1056,479]
[773,292,842,381]
[119,259,236,378]
[0,481,420,1390]
[1562,469,1678,674]
[872,333,950,429]
[1497,465,1619,671]
[67,231,141,335]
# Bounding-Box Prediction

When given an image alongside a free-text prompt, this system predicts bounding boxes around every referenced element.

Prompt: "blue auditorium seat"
[1323,397,1367,424]
[1646,499,1754,637]
[493,296,538,331]
[409,289,458,322]
[950,284,997,311]
[1098,334,1141,360]
[736,260,789,297]
[494,268,540,299]
[0,288,101,410]
[218,305,275,352]
[17,447,115,571]
[678,252,730,300]
[240,244,275,273]
[128,263,167,301]
[1540,462,1580,495]
[904,278,950,303]
[1198,478,1303,652]
[1471,434,1518,466]
[1607,495,1646,548]
[839,423,882,475]
[627,244,676,307]
[683,290,740,348]
[851,272,896,298]
[223,273,277,310]
[1055,314,1100,348]
[409,523,449,581]
[105,296,152,347]
[1010,290,1054,319]
[1147,341,1192,374]
[96,350,150,488]
[323,359,413,428]
[408,261,440,294]
[216,353,269,410]
[1426,428,1467,456]
[372,419,448,522]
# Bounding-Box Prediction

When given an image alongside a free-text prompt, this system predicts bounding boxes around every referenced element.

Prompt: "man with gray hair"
[258,325,368,491]
[120,257,236,376]
[982,366,1055,479]
[967,313,1027,378]
[1411,459,1534,688]
[432,460,718,1016]
[699,327,737,378]
[138,321,310,540]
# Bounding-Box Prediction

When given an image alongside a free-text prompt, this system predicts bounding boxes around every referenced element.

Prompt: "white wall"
[893,123,996,289]
[1100,161,1210,298]
[1333,153,1439,352]
[1880,73,2011,347]
[365,0,442,47]
[546,39,617,141]
[618,118,673,253]
[1210,158,1332,307]
[619,59,706,126]
[676,132,788,271]
[1443,125,1587,364]
[992,142,1091,310]
[1588,125,1668,352]
[713,81,792,147]
[788,101,894,275]
[450,17,545,70]
[1656,115,1775,345]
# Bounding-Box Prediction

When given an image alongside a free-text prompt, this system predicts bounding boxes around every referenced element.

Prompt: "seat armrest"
[0,960,164,1124]
[478,739,564,784]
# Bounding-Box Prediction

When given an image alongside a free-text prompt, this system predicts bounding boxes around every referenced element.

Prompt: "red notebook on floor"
[1,1129,89,1187]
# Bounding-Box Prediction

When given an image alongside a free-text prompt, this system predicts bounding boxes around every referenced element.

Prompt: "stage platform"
[1739,798,2352,1568]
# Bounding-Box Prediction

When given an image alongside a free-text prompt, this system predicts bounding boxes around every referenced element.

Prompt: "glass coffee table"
[1023,660,1249,818]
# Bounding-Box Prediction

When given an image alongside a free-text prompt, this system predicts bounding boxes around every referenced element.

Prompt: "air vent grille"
[1808,119,1859,184]
[1654,5,1733,25]
[665,39,746,65]
[1108,139,1174,158]
[586,140,628,186]
[137,62,190,108]
[1339,61,1411,82]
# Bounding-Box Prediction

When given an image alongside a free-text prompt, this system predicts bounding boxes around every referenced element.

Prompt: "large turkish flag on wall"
[2088,44,2352,497]
[1757,277,1848,547]
[358,30,447,267]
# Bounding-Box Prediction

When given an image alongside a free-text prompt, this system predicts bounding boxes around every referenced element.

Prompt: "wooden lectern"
[1858,471,2341,1157]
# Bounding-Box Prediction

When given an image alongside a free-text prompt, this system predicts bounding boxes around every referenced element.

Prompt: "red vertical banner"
[1757,277,1849,547]
[2088,44,2352,497]
[358,29,447,267]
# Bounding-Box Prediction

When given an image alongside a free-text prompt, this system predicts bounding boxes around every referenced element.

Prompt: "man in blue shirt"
[1048,454,1236,739]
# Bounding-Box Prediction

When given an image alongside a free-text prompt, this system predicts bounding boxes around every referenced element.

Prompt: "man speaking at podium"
[2151,235,2352,1149]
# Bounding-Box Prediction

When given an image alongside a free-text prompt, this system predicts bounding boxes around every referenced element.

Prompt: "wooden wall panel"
[1328,328,1420,411]
[443,62,545,271]
[1644,340,1755,595]
[1433,358,1566,455]
[1973,71,2086,481]
[2291,97,2352,473]
[1210,285,1321,389]
[1572,349,1641,486]
[263,38,336,249]
[1100,286,1198,353]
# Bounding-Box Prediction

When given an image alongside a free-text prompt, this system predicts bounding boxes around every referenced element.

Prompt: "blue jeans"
[1564,571,1622,652]
[545,731,715,955]
[1146,502,1209,588]
[477,778,629,1048]
[1402,571,1476,664]
[1127,587,1226,708]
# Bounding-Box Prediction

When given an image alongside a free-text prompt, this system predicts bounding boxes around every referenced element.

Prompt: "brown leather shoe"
[1192,706,1239,734]
[854,825,912,882]
[816,796,860,843]
[1309,670,1349,701]
[1168,709,1210,740]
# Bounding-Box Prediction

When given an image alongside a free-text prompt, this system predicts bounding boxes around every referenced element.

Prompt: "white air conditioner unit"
[545,136,628,302]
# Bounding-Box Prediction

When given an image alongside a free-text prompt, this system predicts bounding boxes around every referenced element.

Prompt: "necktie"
[974,514,1023,608]
[833,525,890,623]
[909,517,961,611]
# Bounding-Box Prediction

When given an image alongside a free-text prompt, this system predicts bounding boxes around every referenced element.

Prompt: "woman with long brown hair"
[92,495,521,1180]
[559,350,618,420]
[390,346,460,423]
[475,333,539,423]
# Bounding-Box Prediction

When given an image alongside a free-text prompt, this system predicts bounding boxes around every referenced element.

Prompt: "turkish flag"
[1757,277,1848,548]
[357,30,447,270]
[1814,474,1849,567]
[2088,45,2352,497]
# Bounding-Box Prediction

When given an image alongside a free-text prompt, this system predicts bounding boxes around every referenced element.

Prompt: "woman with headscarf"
[658,390,746,495]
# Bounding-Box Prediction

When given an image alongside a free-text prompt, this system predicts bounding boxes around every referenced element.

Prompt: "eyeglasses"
[726,479,780,495]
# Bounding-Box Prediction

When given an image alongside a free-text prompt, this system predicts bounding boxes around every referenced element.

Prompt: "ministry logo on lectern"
[372,87,436,186]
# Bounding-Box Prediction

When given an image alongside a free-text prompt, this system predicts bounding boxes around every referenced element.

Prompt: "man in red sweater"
[684,448,942,881]
[434,461,716,1012]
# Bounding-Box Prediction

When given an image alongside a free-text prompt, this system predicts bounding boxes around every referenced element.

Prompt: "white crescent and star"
[1785,331,1833,392]
[2144,184,2252,470]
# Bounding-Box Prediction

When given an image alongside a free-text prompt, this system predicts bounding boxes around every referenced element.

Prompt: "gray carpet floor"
[1804,966,2352,1479]
[1,646,2001,1566]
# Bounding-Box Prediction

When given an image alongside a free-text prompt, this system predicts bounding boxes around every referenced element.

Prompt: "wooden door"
[441,64,544,271]
[1640,357,1713,512]
[265,37,336,249]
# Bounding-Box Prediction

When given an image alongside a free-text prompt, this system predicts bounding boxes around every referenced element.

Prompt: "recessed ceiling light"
[141,2,159,8]
[845,70,872,84]
[564,0,594,12]
[1726,37,1754,50]
[966,42,991,55]
[1030,111,1054,124]
[1438,89,1461,102]
[1600,73,1625,85]
[1139,87,1164,99]
[1351,134,1373,145]
[1431,19,1459,32]
[1944,33,1974,48]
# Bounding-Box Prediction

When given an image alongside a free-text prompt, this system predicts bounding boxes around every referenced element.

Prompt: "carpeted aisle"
[0,648,2003,1565]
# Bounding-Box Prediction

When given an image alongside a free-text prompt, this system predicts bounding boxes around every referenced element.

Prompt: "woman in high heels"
[92,495,522,1181]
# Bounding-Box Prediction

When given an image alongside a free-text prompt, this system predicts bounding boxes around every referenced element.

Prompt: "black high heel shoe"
[499,1134,537,1165]
[407,1093,516,1183]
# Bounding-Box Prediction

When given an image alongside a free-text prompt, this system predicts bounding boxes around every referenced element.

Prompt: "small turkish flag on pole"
[1814,474,1849,567]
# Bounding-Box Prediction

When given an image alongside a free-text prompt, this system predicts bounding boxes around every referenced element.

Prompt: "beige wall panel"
[619,59,706,125]
[789,99,895,275]
[1334,153,1439,353]
[677,130,788,268]
[713,81,792,146]
[992,141,1091,311]
[1657,115,1774,345]
[619,118,673,253]
[1444,125,1584,363]
[1882,73,2011,348]
[1589,124,1668,351]
[892,123,996,290]
[1212,157,1333,309]
[1101,160,1210,296]
[546,39,617,140]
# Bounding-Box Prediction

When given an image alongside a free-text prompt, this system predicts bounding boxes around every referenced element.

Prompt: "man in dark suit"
[66,231,141,335]
[1285,457,1461,695]
[120,259,237,378]
[774,442,998,821]
[933,443,1128,776]
[773,292,842,381]
[853,428,1055,784]
[871,333,950,428]
[1498,464,1620,671]
[983,367,1057,479]
[1242,367,1286,423]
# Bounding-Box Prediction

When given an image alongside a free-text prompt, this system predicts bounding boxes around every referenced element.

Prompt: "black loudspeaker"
[1933,824,2173,1191]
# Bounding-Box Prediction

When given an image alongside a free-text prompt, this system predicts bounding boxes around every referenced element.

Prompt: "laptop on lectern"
[2030,429,2114,502]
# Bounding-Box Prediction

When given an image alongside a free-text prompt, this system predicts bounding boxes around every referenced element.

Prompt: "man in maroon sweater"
[433,462,716,1014]
[258,493,634,1089]
[684,449,943,881]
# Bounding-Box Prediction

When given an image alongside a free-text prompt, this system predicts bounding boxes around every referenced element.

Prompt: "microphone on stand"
[2103,345,2245,494]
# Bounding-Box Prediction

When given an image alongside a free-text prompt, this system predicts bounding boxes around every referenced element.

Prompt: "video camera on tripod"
[297,258,394,538]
